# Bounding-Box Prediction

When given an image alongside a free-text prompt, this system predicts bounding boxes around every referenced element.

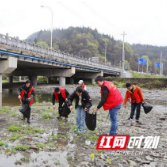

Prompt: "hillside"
[27,27,167,75]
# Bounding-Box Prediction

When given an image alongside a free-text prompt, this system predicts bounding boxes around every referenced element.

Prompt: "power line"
[58,2,86,21]
[81,2,121,31]
[121,31,127,76]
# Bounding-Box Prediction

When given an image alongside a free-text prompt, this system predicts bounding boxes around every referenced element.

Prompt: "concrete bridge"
[0,33,122,103]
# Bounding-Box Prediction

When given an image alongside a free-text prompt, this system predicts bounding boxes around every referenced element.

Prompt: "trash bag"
[61,103,71,117]
[142,102,153,114]
[19,104,29,114]
[19,104,31,118]
[85,110,96,131]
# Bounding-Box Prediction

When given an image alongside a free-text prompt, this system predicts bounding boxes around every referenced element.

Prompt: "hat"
[25,80,31,84]
[78,80,84,84]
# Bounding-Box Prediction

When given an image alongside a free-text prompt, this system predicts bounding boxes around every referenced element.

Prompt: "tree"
[36,41,48,48]
[141,55,152,72]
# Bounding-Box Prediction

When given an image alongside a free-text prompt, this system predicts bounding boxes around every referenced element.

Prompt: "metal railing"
[0,33,121,72]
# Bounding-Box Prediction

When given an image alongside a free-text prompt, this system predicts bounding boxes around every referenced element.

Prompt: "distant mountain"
[27,27,167,75]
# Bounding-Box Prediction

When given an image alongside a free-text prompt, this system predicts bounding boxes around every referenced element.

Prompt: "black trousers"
[130,102,142,120]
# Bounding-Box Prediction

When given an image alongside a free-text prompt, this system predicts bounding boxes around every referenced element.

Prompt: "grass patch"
[8,125,22,132]
[15,145,28,151]
[71,125,77,130]
[33,128,44,133]
[36,143,46,149]
[57,133,69,138]
[106,157,112,164]
[15,157,30,165]
[54,161,61,165]
[11,112,17,117]
[41,113,54,119]
[0,141,5,146]
[10,134,25,141]
[20,157,30,163]
[131,71,167,78]
[89,135,99,142]
[0,106,11,113]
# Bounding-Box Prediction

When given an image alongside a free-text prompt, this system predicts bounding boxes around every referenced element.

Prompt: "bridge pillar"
[29,76,37,87]
[19,76,22,82]
[47,77,52,84]
[0,57,17,107]
[8,76,13,84]
[0,92,2,107]
[0,74,2,94]
[91,78,95,84]
[59,77,66,87]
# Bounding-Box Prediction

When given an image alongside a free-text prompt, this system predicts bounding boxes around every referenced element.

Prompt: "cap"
[78,80,84,84]
[25,80,31,84]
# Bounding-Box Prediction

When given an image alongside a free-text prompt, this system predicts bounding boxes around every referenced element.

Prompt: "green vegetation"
[8,125,22,132]
[131,71,167,78]
[36,143,46,149]
[28,27,167,75]
[10,134,25,141]
[54,161,61,165]
[15,145,28,151]
[2,80,8,83]
[89,135,99,142]
[15,157,30,165]
[41,113,54,119]
[8,124,44,135]
[36,41,48,48]
[0,106,11,113]
[28,27,133,65]
[106,157,112,164]
[0,141,5,146]
[37,76,48,83]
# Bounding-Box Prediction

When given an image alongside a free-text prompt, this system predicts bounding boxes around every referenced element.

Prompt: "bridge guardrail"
[0,33,121,72]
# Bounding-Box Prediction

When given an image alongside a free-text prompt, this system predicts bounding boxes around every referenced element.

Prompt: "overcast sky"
[0,0,167,46]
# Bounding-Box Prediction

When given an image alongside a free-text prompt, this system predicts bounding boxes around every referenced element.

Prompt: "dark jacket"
[97,86,109,109]
[52,89,70,105]
[68,90,92,109]
[17,84,35,104]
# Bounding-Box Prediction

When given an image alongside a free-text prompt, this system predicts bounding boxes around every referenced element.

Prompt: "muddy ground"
[0,86,167,167]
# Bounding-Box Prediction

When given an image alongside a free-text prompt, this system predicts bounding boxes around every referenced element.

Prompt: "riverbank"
[35,84,167,105]
[0,100,167,166]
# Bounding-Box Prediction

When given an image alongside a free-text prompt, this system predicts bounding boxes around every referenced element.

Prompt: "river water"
[2,89,52,106]
[1,89,100,107]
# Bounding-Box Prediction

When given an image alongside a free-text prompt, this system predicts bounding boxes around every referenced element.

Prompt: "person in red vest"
[93,76,123,135]
[78,80,87,90]
[124,83,144,123]
[52,87,69,121]
[17,80,35,124]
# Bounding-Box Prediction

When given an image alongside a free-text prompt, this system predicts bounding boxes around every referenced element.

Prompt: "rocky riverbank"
[35,84,167,105]
[0,98,167,166]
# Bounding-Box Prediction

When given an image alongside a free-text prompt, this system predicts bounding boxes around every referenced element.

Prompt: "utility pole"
[104,41,107,65]
[121,31,127,77]
[160,52,162,76]
[146,58,148,73]
[137,54,140,72]
[41,6,53,49]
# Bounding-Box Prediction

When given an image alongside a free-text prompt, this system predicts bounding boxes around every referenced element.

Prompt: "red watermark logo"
[96,135,160,150]
[96,135,129,150]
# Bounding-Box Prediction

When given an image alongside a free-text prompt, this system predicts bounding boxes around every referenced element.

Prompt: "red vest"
[127,89,142,103]
[101,81,123,110]
[54,88,67,102]
[78,84,86,89]
[20,87,34,106]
